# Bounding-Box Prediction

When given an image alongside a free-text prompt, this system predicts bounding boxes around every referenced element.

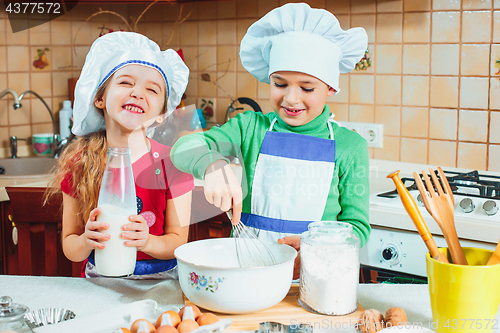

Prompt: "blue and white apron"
[241,118,336,243]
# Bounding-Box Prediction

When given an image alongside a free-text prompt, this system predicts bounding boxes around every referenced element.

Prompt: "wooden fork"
[413,167,468,265]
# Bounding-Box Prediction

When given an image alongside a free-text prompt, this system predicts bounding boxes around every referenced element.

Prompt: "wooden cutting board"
[185,285,365,331]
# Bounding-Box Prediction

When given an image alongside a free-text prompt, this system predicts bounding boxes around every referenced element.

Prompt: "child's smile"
[123,103,145,114]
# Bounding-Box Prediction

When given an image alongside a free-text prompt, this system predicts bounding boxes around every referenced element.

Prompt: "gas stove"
[360,161,500,279]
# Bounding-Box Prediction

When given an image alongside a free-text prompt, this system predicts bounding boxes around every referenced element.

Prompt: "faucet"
[10,136,27,158]
[223,97,262,124]
[0,89,22,109]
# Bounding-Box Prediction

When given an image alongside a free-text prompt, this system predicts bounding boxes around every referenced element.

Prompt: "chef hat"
[240,3,367,93]
[72,31,189,136]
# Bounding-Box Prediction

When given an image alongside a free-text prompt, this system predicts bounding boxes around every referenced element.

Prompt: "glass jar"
[298,221,360,315]
[0,296,29,331]
[95,147,137,277]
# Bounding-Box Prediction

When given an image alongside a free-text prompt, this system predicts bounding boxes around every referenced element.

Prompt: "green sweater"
[171,105,371,246]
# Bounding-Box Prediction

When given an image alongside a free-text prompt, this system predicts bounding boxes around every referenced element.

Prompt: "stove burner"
[377,170,500,199]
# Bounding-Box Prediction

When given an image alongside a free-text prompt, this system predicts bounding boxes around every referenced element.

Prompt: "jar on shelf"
[299,221,360,315]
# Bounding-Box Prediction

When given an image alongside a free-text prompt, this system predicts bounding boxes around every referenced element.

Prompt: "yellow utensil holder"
[426,247,500,333]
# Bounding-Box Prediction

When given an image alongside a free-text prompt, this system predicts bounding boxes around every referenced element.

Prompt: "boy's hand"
[204,160,243,225]
[84,207,109,250]
[278,236,301,279]
[122,215,150,251]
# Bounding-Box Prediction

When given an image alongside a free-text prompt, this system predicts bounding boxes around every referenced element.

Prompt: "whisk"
[226,210,277,268]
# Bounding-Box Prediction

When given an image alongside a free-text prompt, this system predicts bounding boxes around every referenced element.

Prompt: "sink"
[0,157,57,177]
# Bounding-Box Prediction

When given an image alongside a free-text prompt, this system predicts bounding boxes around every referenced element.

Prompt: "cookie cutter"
[255,321,313,333]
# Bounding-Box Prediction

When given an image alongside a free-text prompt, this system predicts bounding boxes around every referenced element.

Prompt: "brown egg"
[177,319,200,333]
[178,305,201,320]
[156,311,181,328]
[156,325,179,333]
[196,313,219,326]
[115,329,132,333]
[130,319,157,333]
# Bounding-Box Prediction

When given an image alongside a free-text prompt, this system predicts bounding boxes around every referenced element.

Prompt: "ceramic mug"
[426,247,500,333]
[32,133,54,156]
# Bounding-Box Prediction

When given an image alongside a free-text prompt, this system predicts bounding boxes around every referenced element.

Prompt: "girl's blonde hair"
[45,70,168,225]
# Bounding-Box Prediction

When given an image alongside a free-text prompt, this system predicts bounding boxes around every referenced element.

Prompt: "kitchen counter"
[4,276,498,333]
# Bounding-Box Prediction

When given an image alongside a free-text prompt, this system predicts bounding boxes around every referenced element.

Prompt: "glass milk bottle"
[299,221,360,315]
[95,147,137,277]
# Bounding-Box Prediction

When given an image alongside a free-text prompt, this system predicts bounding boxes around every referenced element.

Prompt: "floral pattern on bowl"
[188,272,225,293]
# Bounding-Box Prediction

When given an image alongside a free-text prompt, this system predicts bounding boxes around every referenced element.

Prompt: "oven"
[360,160,500,283]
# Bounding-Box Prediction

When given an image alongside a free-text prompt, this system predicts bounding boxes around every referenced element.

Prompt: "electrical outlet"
[340,122,384,149]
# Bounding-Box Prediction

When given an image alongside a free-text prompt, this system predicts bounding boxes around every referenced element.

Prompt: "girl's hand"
[122,215,150,251]
[84,207,110,250]
[278,236,301,280]
[204,160,243,225]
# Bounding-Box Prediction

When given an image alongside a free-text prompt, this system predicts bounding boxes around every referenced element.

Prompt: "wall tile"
[198,72,217,97]
[349,104,374,122]
[327,75,349,103]
[428,140,457,167]
[432,12,460,43]
[180,21,198,46]
[237,72,257,99]
[403,12,430,43]
[73,46,90,69]
[401,138,427,164]
[9,99,30,126]
[403,45,429,75]
[328,103,348,121]
[431,44,459,75]
[143,23,162,45]
[304,0,327,8]
[349,75,374,104]
[401,107,428,138]
[375,44,402,74]
[51,46,71,71]
[429,108,457,140]
[433,0,461,10]
[30,72,52,97]
[325,0,350,14]
[217,20,236,45]
[30,46,52,71]
[257,81,270,100]
[199,21,217,46]
[237,19,255,44]
[458,109,489,142]
[217,45,237,72]
[375,75,401,105]
[185,75,198,98]
[32,97,53,124]
[491,44,500,76]
[51,21,72,45]
[460,77,489,109]
[351,15,376,43]
[462,11,492,43]
[378,0,403,12]
[198,2,218,19]
[237,0,258,18]
[351,0,376,13]
[0,47,5,72]
[7,46,29,71]
[496,0,500,8]
[490,78,500,110]
[0,100,8,129]
[182,46,198,71]
[216,72,236,99]
[182,3,199,21]
[375,105,400,136]
[30,21,51,45]
[430,77,459,108]
[162,22,180,46]
[462,44,490,76]
[7,73,29,96]
[494,11,500,42]
[404,0,431,11]
[0,19,5,45]
[0,73,6,92]
[376,13,403,43]
[217,97,231,122]
[490,111,500,143]
[463,0,491,10]
[488,145,500,171]
[199,46,217,73]
[457,142,487,170]
[402,76,429,106]
[336,14,350,29]
[219,1,237,19]
[52,72,73,97]
[6,21,28,45]
[374,136,400,161]
[10,125,32,142]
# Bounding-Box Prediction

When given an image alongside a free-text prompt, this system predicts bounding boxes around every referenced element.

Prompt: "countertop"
[4,276,498,333]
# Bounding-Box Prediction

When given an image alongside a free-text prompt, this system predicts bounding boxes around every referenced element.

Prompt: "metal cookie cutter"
[256,321,313,333]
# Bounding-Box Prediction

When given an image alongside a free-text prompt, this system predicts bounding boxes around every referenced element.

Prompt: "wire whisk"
[227,210,277,268]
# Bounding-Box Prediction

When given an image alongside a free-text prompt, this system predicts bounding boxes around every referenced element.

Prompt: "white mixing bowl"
[174,238,297,314]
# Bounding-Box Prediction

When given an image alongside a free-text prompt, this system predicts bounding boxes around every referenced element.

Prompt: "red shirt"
[61,139,194,260]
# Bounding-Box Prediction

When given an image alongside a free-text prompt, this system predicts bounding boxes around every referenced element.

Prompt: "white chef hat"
[240,3,367,93]
[72,31,189,136]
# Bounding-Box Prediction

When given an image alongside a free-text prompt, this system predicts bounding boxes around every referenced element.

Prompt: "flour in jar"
[299,240,359,315]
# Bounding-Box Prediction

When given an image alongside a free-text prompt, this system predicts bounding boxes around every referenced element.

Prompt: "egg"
[114,329,132,333]
[178,305,201,320]
[196,313,219,326]
[156,325,179,333]
[155,311,181,328]
[177,319,200,333]
[130,319,157,333]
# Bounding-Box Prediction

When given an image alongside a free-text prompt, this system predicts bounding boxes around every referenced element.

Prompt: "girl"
[47,32,194,279]
[170,3,370,279]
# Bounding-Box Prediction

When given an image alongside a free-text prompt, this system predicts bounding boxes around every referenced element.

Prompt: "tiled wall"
[1,0,500,172]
